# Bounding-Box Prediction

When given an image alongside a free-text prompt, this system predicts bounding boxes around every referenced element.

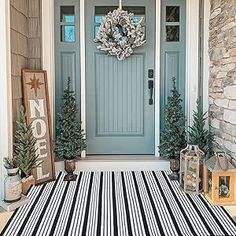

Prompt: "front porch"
[1,0,236,234]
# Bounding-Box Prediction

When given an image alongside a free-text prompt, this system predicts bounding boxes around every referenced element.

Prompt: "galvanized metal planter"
[4,167,22,203]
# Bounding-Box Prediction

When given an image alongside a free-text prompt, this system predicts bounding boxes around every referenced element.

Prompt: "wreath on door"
[94,7,146,61]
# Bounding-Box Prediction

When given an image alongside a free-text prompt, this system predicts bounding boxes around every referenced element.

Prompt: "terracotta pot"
[64,159,77,181]
[169,159,180,181]
[22,175,36,195]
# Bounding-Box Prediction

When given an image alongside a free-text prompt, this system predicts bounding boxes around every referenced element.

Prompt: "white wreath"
[94,8,146,61]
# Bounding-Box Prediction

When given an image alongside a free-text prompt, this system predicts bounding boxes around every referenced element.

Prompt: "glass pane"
[60,6,75,23]
[94,6,146,37]
[185,158,197,192]
[61,25,75,42]
[199,160,203,190]
[219,176,231,198]
[132,16,143,23]
[166,6,180,22]
[166,26,179,42]
[95,16,104,24]
[94,26,100,37]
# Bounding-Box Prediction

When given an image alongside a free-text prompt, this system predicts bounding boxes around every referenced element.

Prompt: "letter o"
[31,119,47,138]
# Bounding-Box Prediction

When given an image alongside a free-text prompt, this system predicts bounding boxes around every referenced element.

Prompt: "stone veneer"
[10,0,41,129]
[209,0,236,159]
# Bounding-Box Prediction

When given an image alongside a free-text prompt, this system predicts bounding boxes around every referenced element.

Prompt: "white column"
[80,0,86,158]
[0,0,12,199]
[41,0,55,138]
[186,0,200,126]
[155,0,161,156]
[203,0,210,114]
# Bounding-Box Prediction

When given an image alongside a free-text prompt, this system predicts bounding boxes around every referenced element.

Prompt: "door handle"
[148,80,154,105]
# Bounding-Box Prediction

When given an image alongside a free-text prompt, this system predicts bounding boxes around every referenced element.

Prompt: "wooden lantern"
[179,145,204,193]
[204,152,236,205]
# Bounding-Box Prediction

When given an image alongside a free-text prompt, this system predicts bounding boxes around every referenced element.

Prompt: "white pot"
[4,167,22,203]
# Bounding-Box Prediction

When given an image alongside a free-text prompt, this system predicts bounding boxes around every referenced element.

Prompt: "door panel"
[55,0,80,122]
[95,54,144,136]
[86,0,155,154]
[160,0,186,130]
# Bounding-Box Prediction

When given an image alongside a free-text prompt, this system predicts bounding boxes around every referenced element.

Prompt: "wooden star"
[26,74,44,97]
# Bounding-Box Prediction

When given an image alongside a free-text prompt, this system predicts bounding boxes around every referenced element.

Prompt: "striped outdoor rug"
[1,171,236,236]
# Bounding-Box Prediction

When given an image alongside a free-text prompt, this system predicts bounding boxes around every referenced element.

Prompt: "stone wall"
[209,0,236,159]
[10,0,41,128]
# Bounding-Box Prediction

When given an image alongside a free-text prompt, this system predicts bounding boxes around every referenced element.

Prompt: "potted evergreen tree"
[14,106,41,194]
[55,78,86,181]
[188,99,214,158]
[159,78,186,180]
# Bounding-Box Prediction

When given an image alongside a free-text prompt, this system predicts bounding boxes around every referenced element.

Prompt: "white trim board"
[0,0,12,199]
[42,0,55,136]
[185,0,200,126]
[202,0,210,114]
[55,159,170,171]
[80,0,86,158]
[42,0,201,158]
[155,0,161,156]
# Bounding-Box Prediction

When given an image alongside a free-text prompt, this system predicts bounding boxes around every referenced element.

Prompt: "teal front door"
[86,0,155,154]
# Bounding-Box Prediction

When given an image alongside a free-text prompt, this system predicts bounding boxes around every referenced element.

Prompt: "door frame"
[42,0,201,157]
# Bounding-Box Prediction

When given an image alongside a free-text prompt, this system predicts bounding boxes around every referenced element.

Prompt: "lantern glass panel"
[180,156,185,188]
[208,171,212,195]
[219,176,231,199]
[185,157,198,192]
[199,159,203,190]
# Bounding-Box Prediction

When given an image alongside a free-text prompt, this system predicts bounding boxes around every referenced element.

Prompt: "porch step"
[55,156,170,171]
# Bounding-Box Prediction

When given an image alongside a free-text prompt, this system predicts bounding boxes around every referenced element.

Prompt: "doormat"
[1,171,236,236]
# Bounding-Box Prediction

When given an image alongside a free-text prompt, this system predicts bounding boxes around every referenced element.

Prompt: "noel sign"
[22,70,55,185]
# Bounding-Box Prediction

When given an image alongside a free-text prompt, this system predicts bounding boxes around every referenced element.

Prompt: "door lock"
[148,69,154,78]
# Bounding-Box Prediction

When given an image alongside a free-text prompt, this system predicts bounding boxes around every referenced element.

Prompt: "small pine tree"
[159,79,186,159]
[14,106,40,177]
[188,99,214,157]
[55,78,86,160]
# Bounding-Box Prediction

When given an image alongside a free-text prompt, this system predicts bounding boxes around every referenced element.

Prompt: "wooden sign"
[22,69,55,185]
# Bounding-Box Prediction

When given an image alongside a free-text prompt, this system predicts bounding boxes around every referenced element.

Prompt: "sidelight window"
[60,6,76,42]
[165,6,180,42]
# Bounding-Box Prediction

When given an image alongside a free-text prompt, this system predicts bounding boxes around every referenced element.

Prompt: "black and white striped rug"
[2,171,236,236]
